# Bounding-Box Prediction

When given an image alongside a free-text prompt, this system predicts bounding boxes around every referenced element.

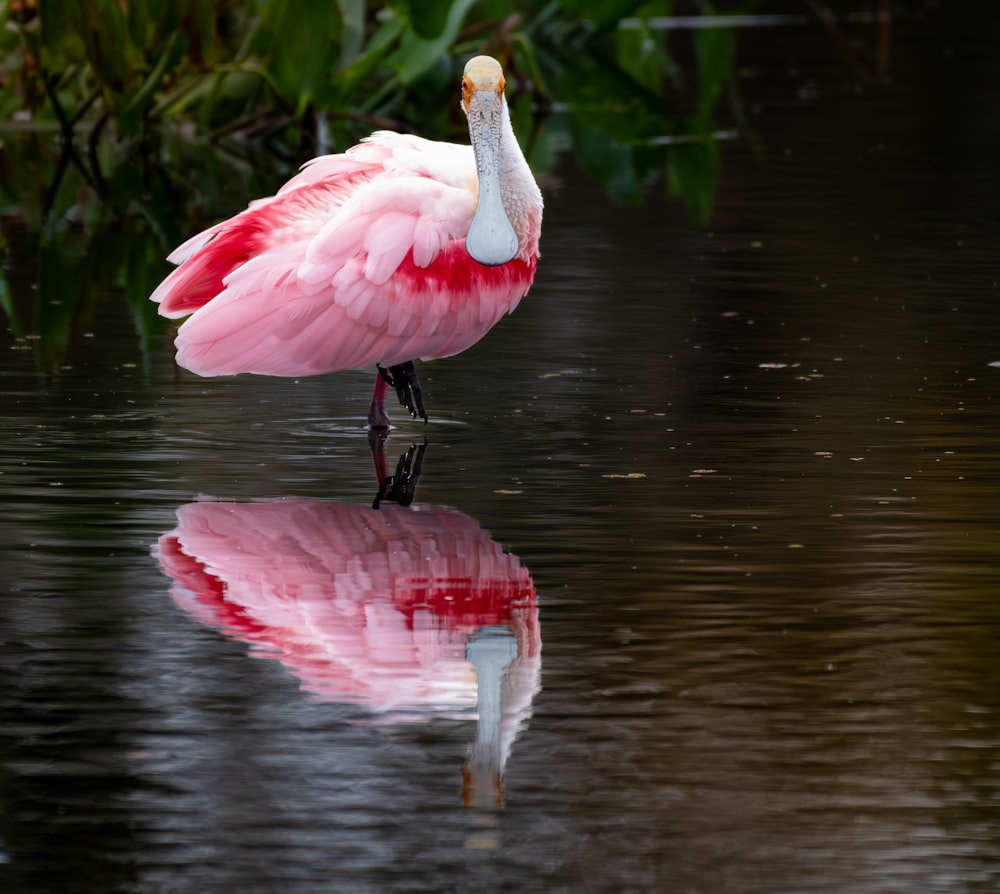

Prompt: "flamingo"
[151,55,543,428]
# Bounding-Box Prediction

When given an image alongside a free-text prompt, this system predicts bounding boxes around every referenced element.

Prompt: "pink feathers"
[155,498,541,711]
[151,132,541,379]
[153,55,543,429]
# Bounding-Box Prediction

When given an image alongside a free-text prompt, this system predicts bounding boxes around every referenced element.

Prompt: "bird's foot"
[370,433,427,509]
[377,361,428,423]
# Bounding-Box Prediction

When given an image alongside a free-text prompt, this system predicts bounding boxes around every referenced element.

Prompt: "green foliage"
[1,1,743,187]
[0,1,760,370]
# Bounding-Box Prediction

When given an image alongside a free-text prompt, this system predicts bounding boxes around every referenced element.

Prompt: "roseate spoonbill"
[155,497,541,805]
[151,55,543,428]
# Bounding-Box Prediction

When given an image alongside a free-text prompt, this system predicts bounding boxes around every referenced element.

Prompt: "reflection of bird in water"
[154,497,541,806]
[151,55,543,428]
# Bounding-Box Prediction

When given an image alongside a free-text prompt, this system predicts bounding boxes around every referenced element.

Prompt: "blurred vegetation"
[1,0,749,199]
[0,0,768,371]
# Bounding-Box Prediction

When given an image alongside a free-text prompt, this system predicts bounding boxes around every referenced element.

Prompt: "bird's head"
[461,55,506,118]
[462,56,519,267]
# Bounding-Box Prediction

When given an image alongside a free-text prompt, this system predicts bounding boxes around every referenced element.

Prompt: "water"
[3,9,1000,893]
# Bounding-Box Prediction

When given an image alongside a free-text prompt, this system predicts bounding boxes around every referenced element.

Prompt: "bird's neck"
[497,101,542,258]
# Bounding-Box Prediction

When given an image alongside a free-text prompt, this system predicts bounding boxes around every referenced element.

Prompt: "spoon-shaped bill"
[465,89,519,267]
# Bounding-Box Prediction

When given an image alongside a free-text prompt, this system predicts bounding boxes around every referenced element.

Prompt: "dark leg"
[376,361,428,423]
[369,427,391,486]
[368,372,392,429]
[369,433,427,509]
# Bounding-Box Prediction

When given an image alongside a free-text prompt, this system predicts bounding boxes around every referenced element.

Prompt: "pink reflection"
[155,497,540,805]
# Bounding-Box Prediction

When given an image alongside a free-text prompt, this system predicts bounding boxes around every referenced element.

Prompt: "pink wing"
[151,133,538,377]
[155,498,540,713]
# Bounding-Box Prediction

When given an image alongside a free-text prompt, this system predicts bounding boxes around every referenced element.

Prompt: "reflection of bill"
[155,497,541,806]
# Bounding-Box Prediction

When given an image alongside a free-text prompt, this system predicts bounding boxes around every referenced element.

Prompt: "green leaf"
[406,0,454,40]
[553,53,675,143]
[76,0,140,96]
[666,131,719,224]
[613,4,677,93]
[390,0,477,86]
[247,0,344,115]
[0,268,20,339]
[554,0,649,33]
[331,16,405,105]
[118,30,184,135]
[569,120,646,204]
[693,22,733,116]
[337,0,366,66]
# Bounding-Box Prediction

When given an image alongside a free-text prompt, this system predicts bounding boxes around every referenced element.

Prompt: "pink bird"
[155,497,542,804]
[151,55,543,427]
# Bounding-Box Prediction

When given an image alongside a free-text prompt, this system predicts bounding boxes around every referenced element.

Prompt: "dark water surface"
[3,10,1000,894]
